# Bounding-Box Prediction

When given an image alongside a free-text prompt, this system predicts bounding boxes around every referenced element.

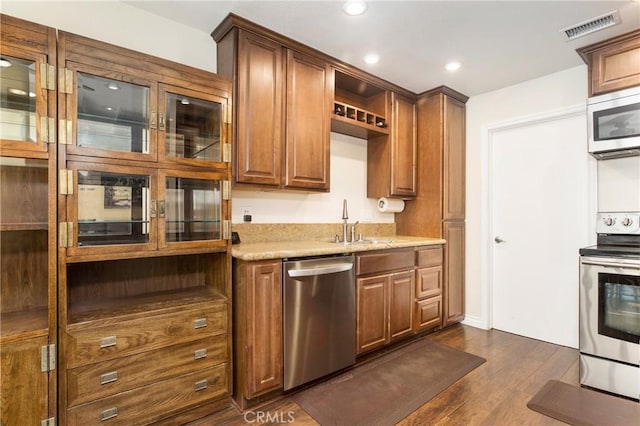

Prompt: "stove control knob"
[603,217,615,226]
[622,217,633,227]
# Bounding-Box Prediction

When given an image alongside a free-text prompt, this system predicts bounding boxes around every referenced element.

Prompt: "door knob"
[494,236,505,243]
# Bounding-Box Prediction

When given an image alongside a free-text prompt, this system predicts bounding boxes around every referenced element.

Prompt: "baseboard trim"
[461,314,488,330]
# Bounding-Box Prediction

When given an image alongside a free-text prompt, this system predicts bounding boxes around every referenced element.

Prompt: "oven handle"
[581,259,640,269]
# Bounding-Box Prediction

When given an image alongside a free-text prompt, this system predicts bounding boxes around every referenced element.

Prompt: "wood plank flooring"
[190,324,580,425]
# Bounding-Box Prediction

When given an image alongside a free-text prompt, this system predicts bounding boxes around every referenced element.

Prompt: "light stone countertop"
[231,236,446,261]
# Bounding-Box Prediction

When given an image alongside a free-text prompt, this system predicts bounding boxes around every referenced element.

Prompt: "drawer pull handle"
[194,379,208,392]
[100,371,118,385]
[194,318,207,329]
[100,407,118,421]
[99,336,117,348]
[194,349,208,360]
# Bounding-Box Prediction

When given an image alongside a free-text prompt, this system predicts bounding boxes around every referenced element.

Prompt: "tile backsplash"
[232,223,396,244]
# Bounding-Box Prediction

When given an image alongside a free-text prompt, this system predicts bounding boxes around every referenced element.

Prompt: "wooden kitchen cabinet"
[414,246,443,332]
[396,86,468,328]
[356,248,415,355]
[577,29,640,96]
[443,221,465,326]
[368,92,417,199]
[0,14,57,425]
[213,17,330,191]
[232,259,283,407]
[56,32,233,425]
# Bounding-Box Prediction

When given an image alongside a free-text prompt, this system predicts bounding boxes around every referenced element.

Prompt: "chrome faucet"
[350,221,359,243]
[342,199,349,243]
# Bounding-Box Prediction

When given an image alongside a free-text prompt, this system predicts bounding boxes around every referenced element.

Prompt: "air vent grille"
[562,10,621,40]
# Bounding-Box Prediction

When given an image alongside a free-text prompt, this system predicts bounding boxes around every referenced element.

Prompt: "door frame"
[473,104,597,331]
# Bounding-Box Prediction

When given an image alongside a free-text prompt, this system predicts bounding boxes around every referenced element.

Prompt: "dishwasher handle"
[287,262,353,278]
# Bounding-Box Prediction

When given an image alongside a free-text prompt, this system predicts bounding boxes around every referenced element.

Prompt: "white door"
[491,111,591,348]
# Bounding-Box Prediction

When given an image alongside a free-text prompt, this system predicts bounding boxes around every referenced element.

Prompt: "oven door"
[579,256,640,366]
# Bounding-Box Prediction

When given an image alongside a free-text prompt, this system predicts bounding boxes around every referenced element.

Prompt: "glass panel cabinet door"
[160,84,227,165]
[0,157,50,337]
[0,52,49,154]
[159,171,225,248]
[66,162,157,256]
[65,65,158,161]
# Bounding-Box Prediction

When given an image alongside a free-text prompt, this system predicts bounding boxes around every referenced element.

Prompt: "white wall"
[464,65,597,328]
[233,132,393,224]
[598,157,640,212]
[2,1,216,73]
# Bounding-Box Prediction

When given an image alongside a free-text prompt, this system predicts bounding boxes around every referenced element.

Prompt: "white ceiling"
[124,1,640,96]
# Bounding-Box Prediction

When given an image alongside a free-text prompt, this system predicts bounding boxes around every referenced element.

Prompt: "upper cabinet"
[0,14,57,425]
[368,92,417,199]
[213,14,416,195]
[213,18,330,191]
[57,32,232,259]
[58,32,231,168]
[577,29,640,96]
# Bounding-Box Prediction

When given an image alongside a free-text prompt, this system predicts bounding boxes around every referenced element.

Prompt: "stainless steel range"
[579,211,640,400]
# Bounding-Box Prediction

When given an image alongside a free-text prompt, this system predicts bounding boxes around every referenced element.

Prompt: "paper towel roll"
[377,197,405,213]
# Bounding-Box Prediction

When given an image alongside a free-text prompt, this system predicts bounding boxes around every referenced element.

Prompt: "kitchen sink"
[334,238,395,245]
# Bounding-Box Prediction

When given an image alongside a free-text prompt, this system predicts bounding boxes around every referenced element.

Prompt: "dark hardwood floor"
[191,324,579,425]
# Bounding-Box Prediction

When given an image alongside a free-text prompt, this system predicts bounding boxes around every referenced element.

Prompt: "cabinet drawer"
[415,266,442,299]
[67,364,228,426]
[67,335,227,406]
[356,248,414,276]
[66,303,227,368]
[415,246,443,267]
[414,297,442,332]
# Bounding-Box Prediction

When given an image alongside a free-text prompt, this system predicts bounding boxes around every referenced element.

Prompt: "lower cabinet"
[1,337,51,425]
[232,258,283,408]
[443,221,465,326]
[356,248,415,355]
[414,246,443,332]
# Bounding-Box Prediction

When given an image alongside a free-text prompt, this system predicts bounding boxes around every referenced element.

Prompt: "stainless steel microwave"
[587,86,640,160]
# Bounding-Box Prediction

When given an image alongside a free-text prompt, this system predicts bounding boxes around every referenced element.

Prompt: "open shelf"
[66,252,229,325]
[68,286,226,326]
[332,70,389,139]
[0,223,48,231]
[0,307,49,343]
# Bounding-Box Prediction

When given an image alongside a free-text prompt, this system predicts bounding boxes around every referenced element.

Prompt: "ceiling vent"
[561,10,621,41]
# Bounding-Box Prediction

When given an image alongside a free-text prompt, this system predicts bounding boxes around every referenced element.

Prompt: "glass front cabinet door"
[62,163,230,257]
[60,65,230,168]
[0,14,57,426]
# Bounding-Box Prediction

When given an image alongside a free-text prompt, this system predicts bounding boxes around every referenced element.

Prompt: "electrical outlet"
[242,206,252,223]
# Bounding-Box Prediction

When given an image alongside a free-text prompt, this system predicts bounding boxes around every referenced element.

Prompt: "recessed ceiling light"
[363,54,380,65]
[0,58,11,68]
[445,61,461,72]
[105,106,113,111]
[8,88,27,96]
[343,0,367,16]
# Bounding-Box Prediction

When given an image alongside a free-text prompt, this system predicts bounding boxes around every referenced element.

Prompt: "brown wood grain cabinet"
[232,259,283,408]
[0,14,57,425]
[396,86,468,328]
[55,31,233,425]
[577,29,640,96]
[356,248,415,354]
[443,221,465,326]
[414,246,443,332]
[214,17,331,191]
[368,92,417,198]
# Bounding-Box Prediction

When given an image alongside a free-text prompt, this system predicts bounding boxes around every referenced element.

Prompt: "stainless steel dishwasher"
[283,255,356,390]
